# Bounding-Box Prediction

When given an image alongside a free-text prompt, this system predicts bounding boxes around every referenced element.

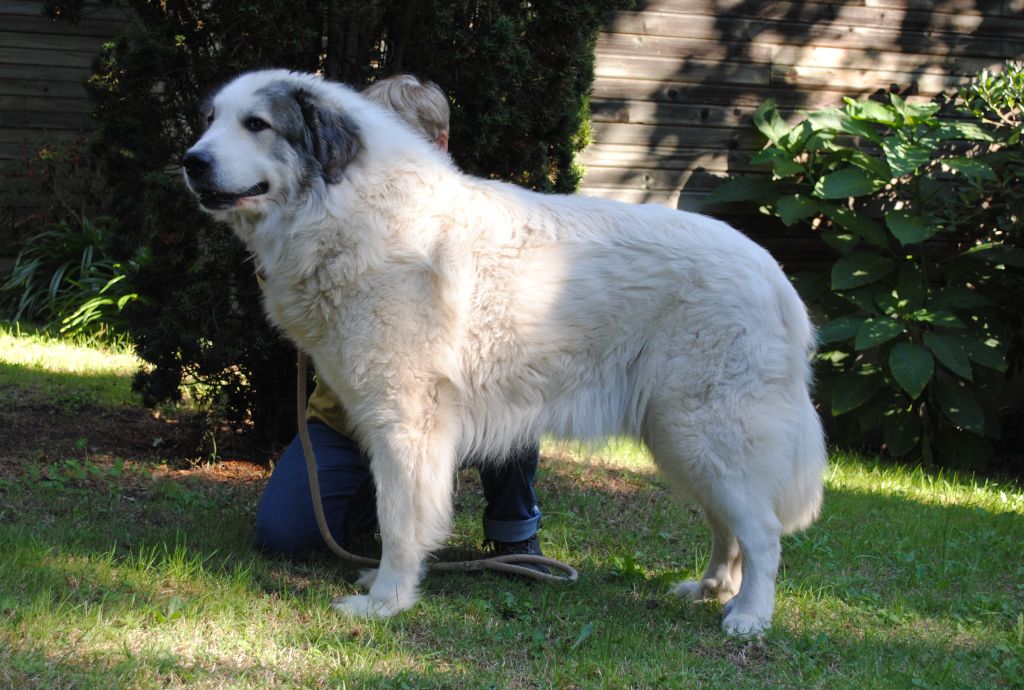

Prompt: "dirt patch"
[0,383,270,483]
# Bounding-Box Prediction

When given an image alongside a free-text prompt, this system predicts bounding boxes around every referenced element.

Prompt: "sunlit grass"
[0,322,139,374]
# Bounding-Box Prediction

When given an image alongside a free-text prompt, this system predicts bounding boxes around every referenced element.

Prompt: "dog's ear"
[294,89,360,184]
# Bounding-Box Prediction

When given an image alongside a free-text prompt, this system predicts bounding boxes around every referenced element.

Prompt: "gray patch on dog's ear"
[293,88,360,184]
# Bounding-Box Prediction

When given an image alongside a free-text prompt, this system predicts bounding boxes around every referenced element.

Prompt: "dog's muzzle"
[182,150,269,210]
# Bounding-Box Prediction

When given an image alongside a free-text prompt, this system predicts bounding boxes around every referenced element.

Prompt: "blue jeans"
[254,421,542,557]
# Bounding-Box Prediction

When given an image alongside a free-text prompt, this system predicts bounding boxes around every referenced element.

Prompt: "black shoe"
[488,534,551,576]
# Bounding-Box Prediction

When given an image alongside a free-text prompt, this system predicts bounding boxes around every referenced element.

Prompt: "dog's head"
[182,70,361,217]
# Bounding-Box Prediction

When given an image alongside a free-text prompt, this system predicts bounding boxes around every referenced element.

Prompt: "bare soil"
[0,382,269,485]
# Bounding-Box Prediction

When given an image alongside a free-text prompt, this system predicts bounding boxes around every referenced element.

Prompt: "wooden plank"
[605,10,1024,55]
[595,54,770,87]
[0,45,100,68]
[590,99,753,128]
[0,79,92,99]
[769,45,999,78]
[0,0,124,17]
[0,95,93,114]
[0,128,82,145]
[590,121,763,150]
[0,63,92,83]
[623,2,1024,37]
[581,166,727,192]
[578,185,681,208]
[590,77,863,110]
[596,33,772,63]
[599,28,1021,72]
[579,144,761,174]
[0,29,115,53]
[0,109,94,130]
[771,62,971,95]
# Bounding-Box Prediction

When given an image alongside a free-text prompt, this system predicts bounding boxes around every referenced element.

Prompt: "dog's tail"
[774,276,827,535]
[775,393,827,534]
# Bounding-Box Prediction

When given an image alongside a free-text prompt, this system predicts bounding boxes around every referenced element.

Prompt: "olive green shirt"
[306,380,355,437]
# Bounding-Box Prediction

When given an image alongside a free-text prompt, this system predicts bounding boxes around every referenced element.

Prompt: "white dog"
[183,70,826,635]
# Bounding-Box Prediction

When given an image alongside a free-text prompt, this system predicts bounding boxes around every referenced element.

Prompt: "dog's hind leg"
[646,407,784,636]
[672,510,741,604]
[331,394,460,618]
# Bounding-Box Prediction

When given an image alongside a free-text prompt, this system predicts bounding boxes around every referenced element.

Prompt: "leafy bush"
[707,63,1023,470]
[45,0,629,448]
[0,213,141,340]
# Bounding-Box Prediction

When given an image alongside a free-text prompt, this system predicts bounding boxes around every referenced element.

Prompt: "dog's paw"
[672,578,737,604]
[330,594,401,618]
[355,568,378,589]
[721,608,770,637]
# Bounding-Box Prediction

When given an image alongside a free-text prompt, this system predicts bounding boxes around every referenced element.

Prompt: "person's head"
[362,74,450,151]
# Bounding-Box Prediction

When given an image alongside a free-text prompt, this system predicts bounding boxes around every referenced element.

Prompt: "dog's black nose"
[182,150,213,178]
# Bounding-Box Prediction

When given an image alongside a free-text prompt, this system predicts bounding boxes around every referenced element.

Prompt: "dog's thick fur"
[184,70,826,635]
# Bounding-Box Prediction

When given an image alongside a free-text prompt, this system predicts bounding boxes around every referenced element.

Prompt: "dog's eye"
[206,111,214,126]
[244,117,271,133]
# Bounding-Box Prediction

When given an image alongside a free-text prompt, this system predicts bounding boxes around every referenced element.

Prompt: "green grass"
[0,323,142,409]
[1,328,1022,688]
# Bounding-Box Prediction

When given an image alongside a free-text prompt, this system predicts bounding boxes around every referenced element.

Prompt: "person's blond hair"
[362,74,450,144]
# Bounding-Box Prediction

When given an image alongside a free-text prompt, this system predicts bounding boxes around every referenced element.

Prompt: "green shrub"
[45,0,630,448]
[707,63,1023,471]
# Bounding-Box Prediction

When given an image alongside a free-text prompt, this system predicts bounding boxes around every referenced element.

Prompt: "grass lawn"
[1,327,1022,688]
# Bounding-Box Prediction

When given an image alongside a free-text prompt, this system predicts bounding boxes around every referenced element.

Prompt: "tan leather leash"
[296,352,579,583]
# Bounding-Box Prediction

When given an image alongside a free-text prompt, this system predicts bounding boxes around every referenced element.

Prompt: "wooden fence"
[0,0,133,272]
[2,0,1023,270]
[579,0,1024,262]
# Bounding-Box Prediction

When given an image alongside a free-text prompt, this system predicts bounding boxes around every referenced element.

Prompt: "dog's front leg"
[331,405,459,617]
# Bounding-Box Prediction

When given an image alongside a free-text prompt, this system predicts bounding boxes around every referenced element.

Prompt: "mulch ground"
[0,383,270,484]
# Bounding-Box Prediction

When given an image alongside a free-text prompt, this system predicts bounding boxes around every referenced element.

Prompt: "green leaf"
[824,207,888,248]
[895,263,927,310]
[963,244,1024,268]
[831,369,883,416]
[884,407,921,456]
[855,317,904,349]
[752,98,789,145]
[902,100,940,125]
[843,97,900,128]
[807,108,883,143]
[814,167,886,199]
[885,211,938,246]
[848,151,894,184]
[750,148,805,178]
[960,336,1007,372]
[934,377,985,434]
[821,229,859,256]
[572,623,596,650]
[776,194,820,225]
[831,252,895,290]
[881,136,933,177]
[840,286,881,314]
[935,121,996,142]
[924,332,973,381]
[929,286,993,310]
[908,308,966,328]
[888,343,934,399]
[703,177,776,205]
[777,120,816,155]
[818,314,865,344]
[943,156,996,182]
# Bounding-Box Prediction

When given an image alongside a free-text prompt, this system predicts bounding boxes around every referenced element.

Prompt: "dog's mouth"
[197,182,270,210]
